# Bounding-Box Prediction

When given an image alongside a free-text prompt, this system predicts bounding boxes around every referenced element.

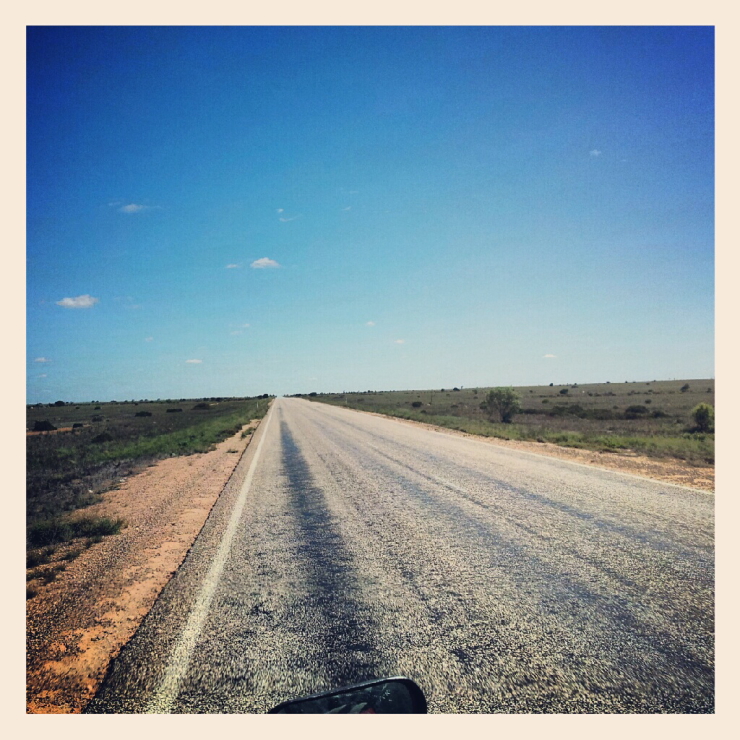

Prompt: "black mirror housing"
[268,676,427,714]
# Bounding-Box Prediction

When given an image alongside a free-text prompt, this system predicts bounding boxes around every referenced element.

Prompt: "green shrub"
[480,388,521,423]
[691,403,714,433]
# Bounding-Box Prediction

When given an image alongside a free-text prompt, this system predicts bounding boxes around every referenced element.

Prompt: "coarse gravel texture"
[26,420,261,714]
[86,398,714,714]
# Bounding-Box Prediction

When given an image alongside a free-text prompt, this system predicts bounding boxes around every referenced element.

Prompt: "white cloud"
[241,323,251,328]
[226,263,241,269]
[185,359,203,364]
[250,257,280,269]
[544,354,556,358]
[56,294,99,309]
[276,208,284,213]
[394,339,405,344]
[589,149,602,157]
[279,215,300,222]
[144,337,154,342]
[366,321,376,326]
[230,330,243,336]
[34,357,50,363]
[119,203,147,213]
[38,373,47,378]
[342,206,351,211]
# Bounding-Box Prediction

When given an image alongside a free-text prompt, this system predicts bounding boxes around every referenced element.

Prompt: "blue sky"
[26,26,714,402]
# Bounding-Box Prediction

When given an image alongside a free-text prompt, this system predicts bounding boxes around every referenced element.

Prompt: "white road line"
[144,407,274,714]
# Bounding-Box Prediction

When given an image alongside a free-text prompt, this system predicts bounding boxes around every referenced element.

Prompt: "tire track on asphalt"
[276,420,384,688]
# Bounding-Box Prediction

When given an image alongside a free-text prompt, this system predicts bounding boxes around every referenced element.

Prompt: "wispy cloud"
[226,263,241,269]
[394,339,405,344]
[276,208,284,214]
[114,295,141,309]
[544,354,557,358]
[342,206,352,212]
[34,357,50,363]
[38,373,47,378]
[185,359,203,364]
[241,323,251,328]
[589,149,602,157]
[250,257,280,269]
[230,330,243,336]
[366,321,376,326]
[144,337,154,342]
[279,215,300,222]
[56,294,99,309]
[117,203,161,214]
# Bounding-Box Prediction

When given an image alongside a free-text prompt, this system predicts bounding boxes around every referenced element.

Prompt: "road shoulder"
[26,419,262,714]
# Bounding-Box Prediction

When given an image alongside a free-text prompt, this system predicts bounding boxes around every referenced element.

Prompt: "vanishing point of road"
[87,397,714,713]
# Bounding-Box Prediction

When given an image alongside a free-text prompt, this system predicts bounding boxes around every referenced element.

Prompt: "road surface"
[86,397,714,713]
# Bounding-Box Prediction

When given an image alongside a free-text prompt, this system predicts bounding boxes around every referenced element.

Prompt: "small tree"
[480,387,521,423]
[691,403,714,433]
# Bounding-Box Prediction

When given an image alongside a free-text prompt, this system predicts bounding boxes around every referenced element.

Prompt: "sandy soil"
[26,421,261,714]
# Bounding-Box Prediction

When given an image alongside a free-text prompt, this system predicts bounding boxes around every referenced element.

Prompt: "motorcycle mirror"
[268,676,427,714]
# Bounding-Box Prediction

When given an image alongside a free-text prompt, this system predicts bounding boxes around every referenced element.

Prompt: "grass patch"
[27,515,125,548]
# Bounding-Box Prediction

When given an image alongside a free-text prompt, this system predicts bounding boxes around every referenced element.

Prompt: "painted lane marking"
[144,407,274,713]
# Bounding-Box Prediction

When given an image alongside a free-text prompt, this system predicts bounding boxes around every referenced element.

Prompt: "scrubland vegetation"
[297,380,714,466]
[26,395,271,591]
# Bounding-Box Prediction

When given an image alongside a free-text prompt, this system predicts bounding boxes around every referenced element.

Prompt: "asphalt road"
[86,397,714,713]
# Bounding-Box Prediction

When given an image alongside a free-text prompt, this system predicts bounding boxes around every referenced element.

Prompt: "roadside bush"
[33,420,57,432]
[135,411,153,417]
[480,387,521,423]
[411,401,423,408]
[691,403,714,433]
